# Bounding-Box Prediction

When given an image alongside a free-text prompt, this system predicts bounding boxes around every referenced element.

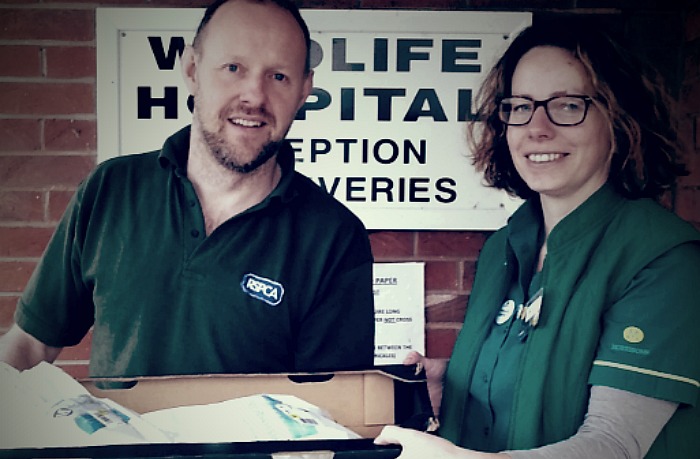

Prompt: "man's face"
[182,0,312,173]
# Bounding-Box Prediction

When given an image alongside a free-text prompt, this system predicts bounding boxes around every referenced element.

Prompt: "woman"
[375,21,700,459]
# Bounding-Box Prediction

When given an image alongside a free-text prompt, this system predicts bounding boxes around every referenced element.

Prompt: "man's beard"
[202,128,282,174]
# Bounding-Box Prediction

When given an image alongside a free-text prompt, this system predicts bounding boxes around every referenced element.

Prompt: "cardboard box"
[83,369,411,438]
[0,367,432,458]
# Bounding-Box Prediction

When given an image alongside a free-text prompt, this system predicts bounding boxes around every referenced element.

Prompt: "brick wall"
[1,0,698,379]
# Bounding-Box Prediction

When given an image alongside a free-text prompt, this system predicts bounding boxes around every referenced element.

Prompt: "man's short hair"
[193,0,311,74]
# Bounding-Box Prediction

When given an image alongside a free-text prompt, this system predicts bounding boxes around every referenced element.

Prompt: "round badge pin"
[496,299,515,325]
[623,326,644,344]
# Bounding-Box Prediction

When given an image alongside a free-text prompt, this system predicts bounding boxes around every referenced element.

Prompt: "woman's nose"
[526,105,555,138]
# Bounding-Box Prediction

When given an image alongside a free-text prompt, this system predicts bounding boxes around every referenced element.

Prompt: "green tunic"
[16,126,375,377]
[440,184,700,458]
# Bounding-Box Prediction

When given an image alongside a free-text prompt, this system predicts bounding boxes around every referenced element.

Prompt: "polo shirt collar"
[157,125,190,175]
[157,124,299,203]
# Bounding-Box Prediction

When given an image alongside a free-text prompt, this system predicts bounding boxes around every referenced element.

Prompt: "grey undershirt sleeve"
[504,385,677,459]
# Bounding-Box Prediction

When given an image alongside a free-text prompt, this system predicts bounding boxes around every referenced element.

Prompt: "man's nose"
[239,74,267,107]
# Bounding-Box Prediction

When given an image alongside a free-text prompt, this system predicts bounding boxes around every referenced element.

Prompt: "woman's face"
[506,46,612,206]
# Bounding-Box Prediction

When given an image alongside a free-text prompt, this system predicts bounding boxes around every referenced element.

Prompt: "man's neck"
[187,143,281,236]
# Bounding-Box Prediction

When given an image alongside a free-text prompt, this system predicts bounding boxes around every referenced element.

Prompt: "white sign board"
[97,9,530,230]
[373,262,424,366]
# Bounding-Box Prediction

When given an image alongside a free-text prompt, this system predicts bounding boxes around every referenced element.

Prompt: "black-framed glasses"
[498,95,593,126]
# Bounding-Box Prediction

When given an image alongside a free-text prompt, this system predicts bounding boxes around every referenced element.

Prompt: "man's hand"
[0,324,61,370]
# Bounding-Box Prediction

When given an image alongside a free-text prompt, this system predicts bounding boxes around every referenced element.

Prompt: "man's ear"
[181,45,198,95]
[297,70,314,112]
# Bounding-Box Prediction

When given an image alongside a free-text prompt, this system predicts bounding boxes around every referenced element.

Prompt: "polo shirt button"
[191,229,200,238]
[189,200,196,207]
[483,427,490,437]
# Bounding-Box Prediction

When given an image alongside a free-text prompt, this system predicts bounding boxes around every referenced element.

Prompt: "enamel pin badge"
[517,287,543,340]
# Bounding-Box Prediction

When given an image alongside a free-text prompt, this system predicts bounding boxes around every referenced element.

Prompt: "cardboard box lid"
[81,369,416,438]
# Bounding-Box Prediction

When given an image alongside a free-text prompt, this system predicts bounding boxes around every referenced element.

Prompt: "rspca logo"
[241,273,284,306]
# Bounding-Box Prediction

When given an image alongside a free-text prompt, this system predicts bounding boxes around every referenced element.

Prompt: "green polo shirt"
[16,125,375,377]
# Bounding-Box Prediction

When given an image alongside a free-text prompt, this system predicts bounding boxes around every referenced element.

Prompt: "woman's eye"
[555,98,584,112]
[562,102,582,112]
[513,104,532,113]
[227,64,239,72]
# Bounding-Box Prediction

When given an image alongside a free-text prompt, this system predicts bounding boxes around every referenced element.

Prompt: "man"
[0,0,375,377]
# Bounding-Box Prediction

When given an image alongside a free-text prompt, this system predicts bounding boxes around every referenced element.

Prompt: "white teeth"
[231,119,263,127]
[528,153,562,163]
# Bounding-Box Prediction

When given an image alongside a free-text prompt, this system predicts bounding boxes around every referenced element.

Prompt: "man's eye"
[272,73,287,82]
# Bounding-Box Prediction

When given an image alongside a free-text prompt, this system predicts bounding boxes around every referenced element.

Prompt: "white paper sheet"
[373,262,425,365]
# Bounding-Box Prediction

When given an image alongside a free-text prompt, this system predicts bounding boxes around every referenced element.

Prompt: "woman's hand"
[375,425,509,459]
[375,425,463,459]
[404,351,447,416]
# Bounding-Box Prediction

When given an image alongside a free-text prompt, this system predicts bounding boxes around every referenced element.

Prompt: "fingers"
[403,351,424,365]
[374,425,407,446]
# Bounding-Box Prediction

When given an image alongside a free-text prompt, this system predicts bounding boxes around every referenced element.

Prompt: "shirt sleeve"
[588,242,700,405]
[505,385,677,459]
[14,184,95,348]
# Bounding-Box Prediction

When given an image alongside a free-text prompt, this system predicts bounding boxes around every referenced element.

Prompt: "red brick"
[417,231,487,258]
[686,10,700,42]
[300,0,357,7]
[465,0,568,6]
[361,0,459,7]
[46,46,96,79]
[676,186,700,225]
[0,119,41,151]
[57,331,92,361]
[44,119,97,151]
[676,115,695,164]
[425,293,467,323]
[0,155,94,188]
[684,46,700,81]
[0,45,41,77]
[0,261,36,292]
[425,326,460,359]
[0,191,44,221]
[43,0,207,5]
[461,260,477,291]
[57,363,90,380]
[680,81,700,116]
[425,260,460,291]
[679,140,700,185]
[369,231,415,259]
[0,226,54,258]
[0,9,93,41]
[48,190,76,222]
[0,82,94,116]
[0,296,19,331]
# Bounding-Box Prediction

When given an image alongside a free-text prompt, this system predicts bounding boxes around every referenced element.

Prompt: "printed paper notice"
[373,262,425,365]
